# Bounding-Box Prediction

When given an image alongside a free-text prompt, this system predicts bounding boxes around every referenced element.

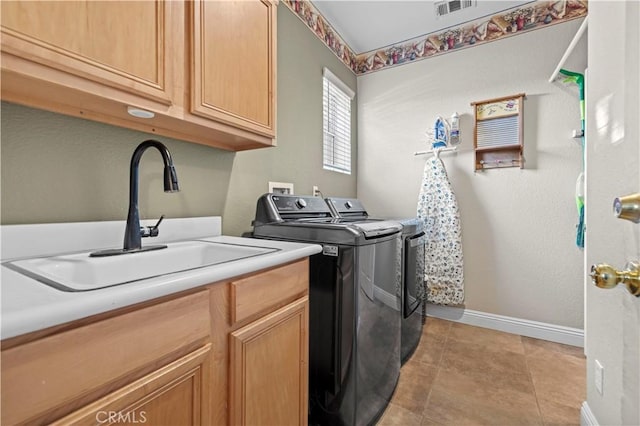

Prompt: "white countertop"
[1,218,321,340]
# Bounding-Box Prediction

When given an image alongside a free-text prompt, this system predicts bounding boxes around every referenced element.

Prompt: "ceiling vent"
[434,0,476,18]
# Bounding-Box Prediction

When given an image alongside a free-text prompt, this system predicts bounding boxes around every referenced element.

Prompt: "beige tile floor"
[378,318,586,426]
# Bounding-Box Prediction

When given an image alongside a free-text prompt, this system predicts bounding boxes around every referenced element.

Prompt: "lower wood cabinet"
[1,290,211,425]
[230,297,309,426]
[52,345,212,426]
[0,259,310,425]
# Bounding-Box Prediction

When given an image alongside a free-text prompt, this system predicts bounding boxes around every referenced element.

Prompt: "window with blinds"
[323,68,354,174]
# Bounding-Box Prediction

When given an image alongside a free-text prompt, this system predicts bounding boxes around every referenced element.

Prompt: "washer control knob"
[296,198,307,209]
[345,201,353,209]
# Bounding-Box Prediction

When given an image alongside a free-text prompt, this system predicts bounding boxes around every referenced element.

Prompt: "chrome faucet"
[91,140,179,257]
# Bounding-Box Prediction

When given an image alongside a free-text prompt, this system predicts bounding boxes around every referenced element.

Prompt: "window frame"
[322,67,355,175]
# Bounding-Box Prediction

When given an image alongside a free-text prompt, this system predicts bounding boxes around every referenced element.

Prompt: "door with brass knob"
[584,3,640,425]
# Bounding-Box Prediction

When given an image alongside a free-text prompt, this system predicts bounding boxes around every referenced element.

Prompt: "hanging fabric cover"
[417,154,464,305]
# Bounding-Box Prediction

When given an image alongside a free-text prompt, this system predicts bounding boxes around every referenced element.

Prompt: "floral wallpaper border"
[282,0,588,76]
[282,0,358,72]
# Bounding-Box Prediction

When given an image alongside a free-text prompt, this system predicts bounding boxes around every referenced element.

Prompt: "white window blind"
[323,68,354,175]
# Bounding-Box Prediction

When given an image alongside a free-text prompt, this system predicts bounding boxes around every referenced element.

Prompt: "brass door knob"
[590,262,640,296]
[613,193,640,223]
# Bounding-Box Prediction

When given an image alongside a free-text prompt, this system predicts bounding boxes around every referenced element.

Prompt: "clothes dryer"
[251,194,403,426]
[325,197,426,364]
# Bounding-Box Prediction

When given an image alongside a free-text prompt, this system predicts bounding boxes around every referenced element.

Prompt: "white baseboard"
[426,304,584,347]
[580,401,599,426]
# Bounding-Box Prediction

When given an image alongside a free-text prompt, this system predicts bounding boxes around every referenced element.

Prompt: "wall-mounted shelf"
[471,93,525,171]
[549,17,588,83]
[474,144,522,153]
[414,146,458,156]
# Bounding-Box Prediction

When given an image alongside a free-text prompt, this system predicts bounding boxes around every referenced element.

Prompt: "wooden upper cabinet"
[0,1,276,151]
[1,1,172,105]
[191,0,276,137]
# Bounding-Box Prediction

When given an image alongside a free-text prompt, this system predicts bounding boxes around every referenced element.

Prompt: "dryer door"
[404,231,426,318]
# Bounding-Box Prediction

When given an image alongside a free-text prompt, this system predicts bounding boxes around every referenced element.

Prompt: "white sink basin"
[6,240,278,291]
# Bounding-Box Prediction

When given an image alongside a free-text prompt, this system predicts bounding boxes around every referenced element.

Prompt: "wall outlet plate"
[594,359,604,395]
[268,181,294,195]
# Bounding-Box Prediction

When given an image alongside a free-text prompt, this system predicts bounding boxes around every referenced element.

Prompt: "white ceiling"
[310,0,532,54]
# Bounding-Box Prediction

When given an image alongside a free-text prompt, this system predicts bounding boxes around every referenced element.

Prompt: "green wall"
[222,4,357,235]
[0,4,357,236]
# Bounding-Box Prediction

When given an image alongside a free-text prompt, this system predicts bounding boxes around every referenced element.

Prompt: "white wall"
[357,20,587,329]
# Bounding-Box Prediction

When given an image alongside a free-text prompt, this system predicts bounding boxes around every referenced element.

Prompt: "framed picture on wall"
[268,181,294,195]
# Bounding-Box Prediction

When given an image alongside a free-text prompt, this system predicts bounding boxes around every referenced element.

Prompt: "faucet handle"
[140,215,164,238]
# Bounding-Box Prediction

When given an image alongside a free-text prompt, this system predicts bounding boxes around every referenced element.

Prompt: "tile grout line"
[420,321,452,425]
[521,335,547,426]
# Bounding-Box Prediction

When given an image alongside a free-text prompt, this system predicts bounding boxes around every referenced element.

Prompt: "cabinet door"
[190,0,276,137]
[51,345,212,426]
[0,1,173,105]
[1,291,210,425]
[230,297,309,426]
